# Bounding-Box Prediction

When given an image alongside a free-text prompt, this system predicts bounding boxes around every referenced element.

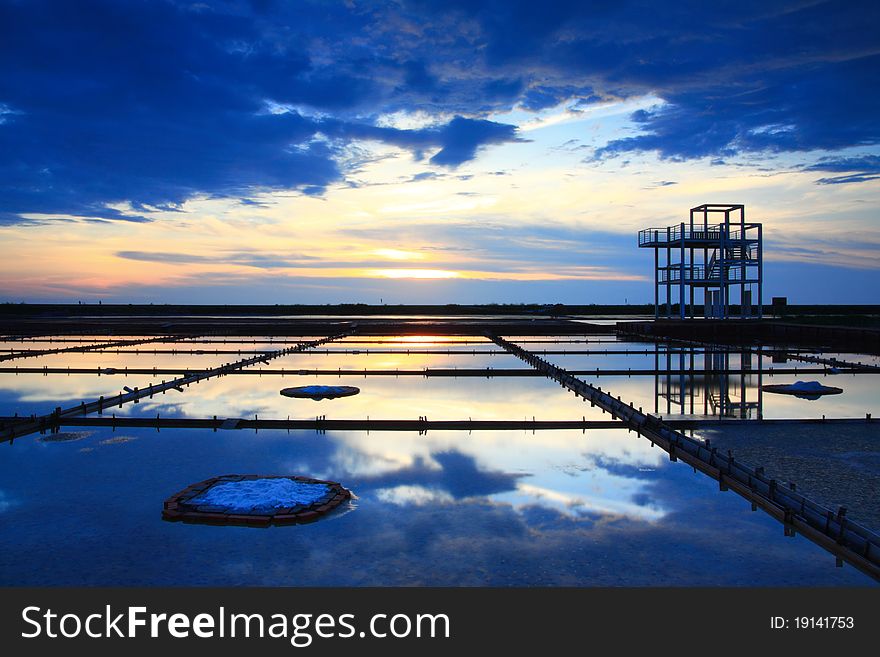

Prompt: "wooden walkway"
[9,415,875,434]
[0,335,188,363]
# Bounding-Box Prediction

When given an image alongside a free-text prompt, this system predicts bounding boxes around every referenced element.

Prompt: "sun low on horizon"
[1,0,878,305]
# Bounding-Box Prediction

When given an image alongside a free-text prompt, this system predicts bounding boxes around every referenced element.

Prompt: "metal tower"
[638,204,763,319]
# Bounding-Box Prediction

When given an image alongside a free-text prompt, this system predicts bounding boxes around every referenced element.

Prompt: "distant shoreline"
[1,302,878,319]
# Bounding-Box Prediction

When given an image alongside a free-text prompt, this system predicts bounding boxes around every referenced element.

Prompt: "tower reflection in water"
[653,343,763,419]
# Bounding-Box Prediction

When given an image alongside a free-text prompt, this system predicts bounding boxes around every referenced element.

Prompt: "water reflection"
[0,329,876,584]
[118,373,610,421]
[0,425,868,585]
[653,344,763,419]
[0,334,876,424]
[540,341,878,421]
[323,428,666,524]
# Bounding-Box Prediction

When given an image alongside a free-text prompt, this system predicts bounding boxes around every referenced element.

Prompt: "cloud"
[116,251,214,265]
[0,1,520,224]
[596,53,880,160]
[1,0,878,223]
[521,85,592,111]
[803,155,880,173]
[802,154,880,185]
[115,250,320,269]
[316,115,522,167]
[408,171,445,182]
[354,450,527,500]
[814,173,880,185]
[428,117,522,166]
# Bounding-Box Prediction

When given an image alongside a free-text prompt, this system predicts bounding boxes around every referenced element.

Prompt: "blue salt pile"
[188,478,331,514]
[280,385,360,400]
[762,380,843,400]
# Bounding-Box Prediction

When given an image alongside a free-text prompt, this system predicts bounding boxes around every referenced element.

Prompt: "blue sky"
[0,0,878,304]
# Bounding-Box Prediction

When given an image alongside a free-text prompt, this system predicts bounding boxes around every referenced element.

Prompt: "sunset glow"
[371,269,461,280]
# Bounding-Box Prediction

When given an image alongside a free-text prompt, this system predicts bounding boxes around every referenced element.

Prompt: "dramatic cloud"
[596,55,880,160]
[426,117,521,166]
[0,0,877,223]
[436,1,880,161]
[0,0,521,223]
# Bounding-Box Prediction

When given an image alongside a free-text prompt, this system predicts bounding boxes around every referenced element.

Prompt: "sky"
[0,0,878,305]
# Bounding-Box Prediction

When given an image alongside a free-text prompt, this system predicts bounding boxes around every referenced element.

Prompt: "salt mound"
[189,478,330,513]
[761,380,843,398]
[280,385,360,400]
[789,380,825,391]
[300,385,349,394]
[162,475,352,526]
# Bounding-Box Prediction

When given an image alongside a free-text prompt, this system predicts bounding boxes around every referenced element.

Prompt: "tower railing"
[638,224,756,246]
[658,264,756,284]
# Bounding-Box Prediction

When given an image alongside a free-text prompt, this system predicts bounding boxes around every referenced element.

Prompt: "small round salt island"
[280,384,360,400]
[761,380,843,400]
[162,475,352,526]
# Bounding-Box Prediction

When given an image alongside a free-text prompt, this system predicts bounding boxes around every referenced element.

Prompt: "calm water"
[0,333,876,586]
